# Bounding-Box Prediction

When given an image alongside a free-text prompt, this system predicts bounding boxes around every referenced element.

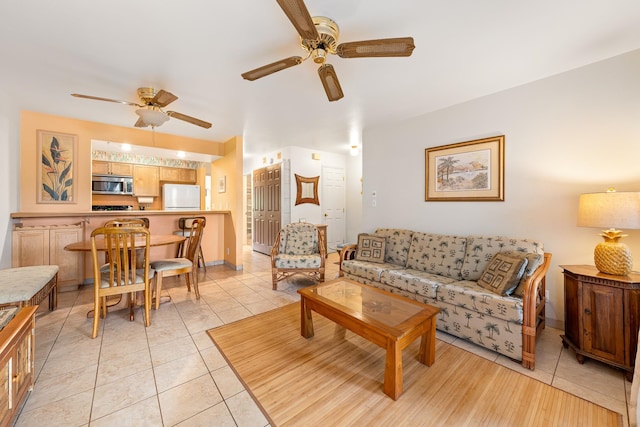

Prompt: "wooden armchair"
[271,223,326,290]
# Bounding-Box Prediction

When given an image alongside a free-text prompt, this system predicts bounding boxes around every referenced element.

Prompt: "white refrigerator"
[162,184,201,210]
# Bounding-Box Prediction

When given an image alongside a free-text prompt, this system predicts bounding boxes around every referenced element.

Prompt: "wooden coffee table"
[298,278,440,400]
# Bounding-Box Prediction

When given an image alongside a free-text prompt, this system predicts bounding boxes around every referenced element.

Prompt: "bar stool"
[174,217,206,271]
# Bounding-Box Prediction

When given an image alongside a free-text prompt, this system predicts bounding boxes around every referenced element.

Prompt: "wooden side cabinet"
[0,306,36,427]
[561,265,640,381]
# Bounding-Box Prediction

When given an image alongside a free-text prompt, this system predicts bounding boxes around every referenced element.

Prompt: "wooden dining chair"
[174,216,206,271]
[103,217,149,228]
[90,226,152,338]
[102,218,149,267]
[150,218,205,309]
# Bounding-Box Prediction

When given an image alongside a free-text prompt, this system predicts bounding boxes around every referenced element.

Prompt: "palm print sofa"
[339,228,552,370]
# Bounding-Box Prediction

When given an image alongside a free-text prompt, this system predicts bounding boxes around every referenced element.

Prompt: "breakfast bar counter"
[11,210,235,285]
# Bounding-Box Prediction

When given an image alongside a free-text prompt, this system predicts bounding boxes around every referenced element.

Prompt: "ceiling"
[2,1,640,161]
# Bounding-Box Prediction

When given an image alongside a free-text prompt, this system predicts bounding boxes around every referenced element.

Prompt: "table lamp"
[577,189,640,275]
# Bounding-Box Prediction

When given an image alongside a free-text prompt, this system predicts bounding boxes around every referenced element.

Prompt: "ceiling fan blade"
[71,93,142,107]
[241,56,303,81]
[276,0,319,41]
[166,111,212,129]
[318,64,343,102]
[336,37,415,58]
[134,117,148,128]
[151,89,178,107]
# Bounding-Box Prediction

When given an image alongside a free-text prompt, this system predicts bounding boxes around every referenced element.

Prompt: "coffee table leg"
[300,297,314,338]
[384,341,402,400]
[418,318,437,366]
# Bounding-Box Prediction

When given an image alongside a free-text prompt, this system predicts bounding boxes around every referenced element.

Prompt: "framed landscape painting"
[425,135,504,201]
[37,130,77,203]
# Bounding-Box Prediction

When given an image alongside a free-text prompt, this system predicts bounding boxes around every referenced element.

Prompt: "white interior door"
[322,166,345,251]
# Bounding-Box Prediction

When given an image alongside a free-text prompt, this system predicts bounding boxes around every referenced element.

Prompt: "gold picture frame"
[37,130,77,203]
[425,135,504,201]
[295,174,319,205]
[218,176,226,193]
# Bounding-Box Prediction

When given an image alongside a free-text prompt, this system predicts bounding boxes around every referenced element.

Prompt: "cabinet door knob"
[584,308,591,315]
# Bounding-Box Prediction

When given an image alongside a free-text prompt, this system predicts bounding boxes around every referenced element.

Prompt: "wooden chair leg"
[154,273,163,310]
[92,294,100,339]
[129,292,135,321]
[191,267,200,300]
[144,288,151,327]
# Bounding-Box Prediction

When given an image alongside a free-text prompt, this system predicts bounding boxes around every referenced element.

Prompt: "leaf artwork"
[41,136,73,201]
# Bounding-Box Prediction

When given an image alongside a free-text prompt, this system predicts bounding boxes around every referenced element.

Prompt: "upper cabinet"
[160,167,197,183]
[133,165,159,196]
[92,161,133,177]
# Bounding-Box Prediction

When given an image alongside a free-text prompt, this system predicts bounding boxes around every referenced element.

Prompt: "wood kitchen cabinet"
[12,224,83,289]
[561,265,640,381]
[92,160,133,176]
[160,167,196,183]
[0,306,36,427]
[133,165,159,196]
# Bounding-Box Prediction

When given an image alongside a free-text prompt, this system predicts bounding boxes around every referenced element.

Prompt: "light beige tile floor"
[12,247,635,426]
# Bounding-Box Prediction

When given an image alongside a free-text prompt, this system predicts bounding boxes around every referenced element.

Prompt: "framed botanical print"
[37,130,77,203]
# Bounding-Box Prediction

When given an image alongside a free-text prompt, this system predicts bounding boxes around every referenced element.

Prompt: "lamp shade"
[135,108,169,127]
[578,190,640,276]
[577,191,640,230]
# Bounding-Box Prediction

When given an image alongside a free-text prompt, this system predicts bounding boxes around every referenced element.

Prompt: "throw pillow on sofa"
[501,251,545,298]
[477,253,529,295]
[355,234,386,263]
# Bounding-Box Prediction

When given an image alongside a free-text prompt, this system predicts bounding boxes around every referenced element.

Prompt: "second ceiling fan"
[241,0,415,102]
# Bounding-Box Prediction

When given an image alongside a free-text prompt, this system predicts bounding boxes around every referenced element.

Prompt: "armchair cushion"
[274,254,323,269]
[355,234,386,263]
[281,223,319,255]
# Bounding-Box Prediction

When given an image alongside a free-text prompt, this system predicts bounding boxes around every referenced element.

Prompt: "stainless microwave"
[92,175,133,195]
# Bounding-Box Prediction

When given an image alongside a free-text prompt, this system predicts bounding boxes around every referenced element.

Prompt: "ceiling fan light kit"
[241,0,415,102]
[71,87,212,129]
[135,108,169,128]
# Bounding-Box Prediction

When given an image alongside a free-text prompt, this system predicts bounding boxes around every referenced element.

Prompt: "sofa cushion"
[504,251,545,298]
[437,280,524,324]
[477,253,528,295]
[380,268,458,299]
[374,228,414,266]
[355,234,386,263]
[406,232,467,280]
[460,236,544,281]
[341,259,401,283]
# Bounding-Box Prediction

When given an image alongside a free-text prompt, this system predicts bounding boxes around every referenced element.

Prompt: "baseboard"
[545,317,563,330]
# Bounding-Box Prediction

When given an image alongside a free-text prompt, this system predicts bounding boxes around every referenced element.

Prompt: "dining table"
[64,234,186,252]
[64,234,186,316]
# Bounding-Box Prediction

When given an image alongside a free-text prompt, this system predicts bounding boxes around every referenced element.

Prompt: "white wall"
[0,91,19,268]
[363,48,640,324]
[244,146,352,227]
[346,149,363,244]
